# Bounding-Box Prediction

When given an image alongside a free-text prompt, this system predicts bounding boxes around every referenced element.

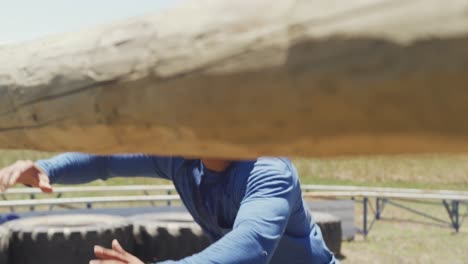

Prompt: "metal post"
[376,197,381,220]
[30,194,35,212]
[363,197,368,237]
[452,200,460,232]
[49,192,63,211]
[443,199,462,232]
[167,190,172,206]
[144,191,156,207]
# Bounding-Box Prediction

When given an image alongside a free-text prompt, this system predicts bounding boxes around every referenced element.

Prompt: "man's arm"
[159,158,298,264]
[36,153,181,184]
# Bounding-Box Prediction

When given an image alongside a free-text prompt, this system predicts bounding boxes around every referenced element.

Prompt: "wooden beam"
[1,0,468,157]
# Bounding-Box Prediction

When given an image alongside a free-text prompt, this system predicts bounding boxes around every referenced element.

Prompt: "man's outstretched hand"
[90,239,145,264]
[0,160,53,193]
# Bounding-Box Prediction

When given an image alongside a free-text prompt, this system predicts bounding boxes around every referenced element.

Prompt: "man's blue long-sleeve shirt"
[36,153,336,264]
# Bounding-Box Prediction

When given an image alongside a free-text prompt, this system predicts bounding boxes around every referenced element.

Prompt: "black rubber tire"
[312,212,342,257]
[0,226,9,264]
[5,214,134,264]
[131,212,212,263]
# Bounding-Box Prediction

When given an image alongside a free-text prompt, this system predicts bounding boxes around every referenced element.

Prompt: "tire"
[312,212,342,257]
[131,212,212,263]
[0,226,9,264]
[5,214,133,264]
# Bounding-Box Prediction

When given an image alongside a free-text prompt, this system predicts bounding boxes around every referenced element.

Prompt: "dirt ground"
[339,200,468,264]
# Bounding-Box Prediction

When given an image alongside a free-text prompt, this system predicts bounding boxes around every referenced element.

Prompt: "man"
[0,153,337,264]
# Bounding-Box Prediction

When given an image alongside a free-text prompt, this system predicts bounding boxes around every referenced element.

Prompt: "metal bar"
[4,185,176,195]
[2,183,466,234]
[167,190,172,206]
[363,197,368,237]
[367,198,376,215]
[0,194,14,212]
[49,192,63,211]
[357,197,381,236]
[54,204,80,210]
[29,194,35,212]
[376,198,381,220]
[367,216,377,234]
[442,200,457,230]
[382,198,389,214]
[453,200,460,232]
[303,191,468,201]
[443,200,452,219]
[459,204,468,227]
[442,200,461,232]
[143,191,156,207]
[387,200,449,225]
[388,198,442,206]
[4,185,467,197]
[302,185,468,196]
[0,195,181,208]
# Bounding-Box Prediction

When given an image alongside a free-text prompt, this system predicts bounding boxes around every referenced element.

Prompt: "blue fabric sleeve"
[158,158,298,264]
[35,152,180,184]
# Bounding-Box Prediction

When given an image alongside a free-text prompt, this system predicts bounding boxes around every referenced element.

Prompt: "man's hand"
[0,160,53,193]
[90,239,145,264]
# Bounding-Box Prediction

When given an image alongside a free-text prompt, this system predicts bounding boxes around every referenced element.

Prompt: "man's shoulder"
[238,157,297,183]
[255,157,293,171]
[238,157,299,199]
[234,157,292,172]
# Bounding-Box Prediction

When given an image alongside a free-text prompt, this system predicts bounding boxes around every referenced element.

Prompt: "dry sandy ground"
[339,200,467,264]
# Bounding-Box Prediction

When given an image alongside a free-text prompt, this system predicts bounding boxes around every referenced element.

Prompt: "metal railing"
[1,185,177,211]
[1,184,467,235]
[4,185,175,194]
[301,185,468,235]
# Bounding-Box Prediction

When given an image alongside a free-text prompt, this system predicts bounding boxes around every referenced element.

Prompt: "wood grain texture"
[1,0,468,157]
